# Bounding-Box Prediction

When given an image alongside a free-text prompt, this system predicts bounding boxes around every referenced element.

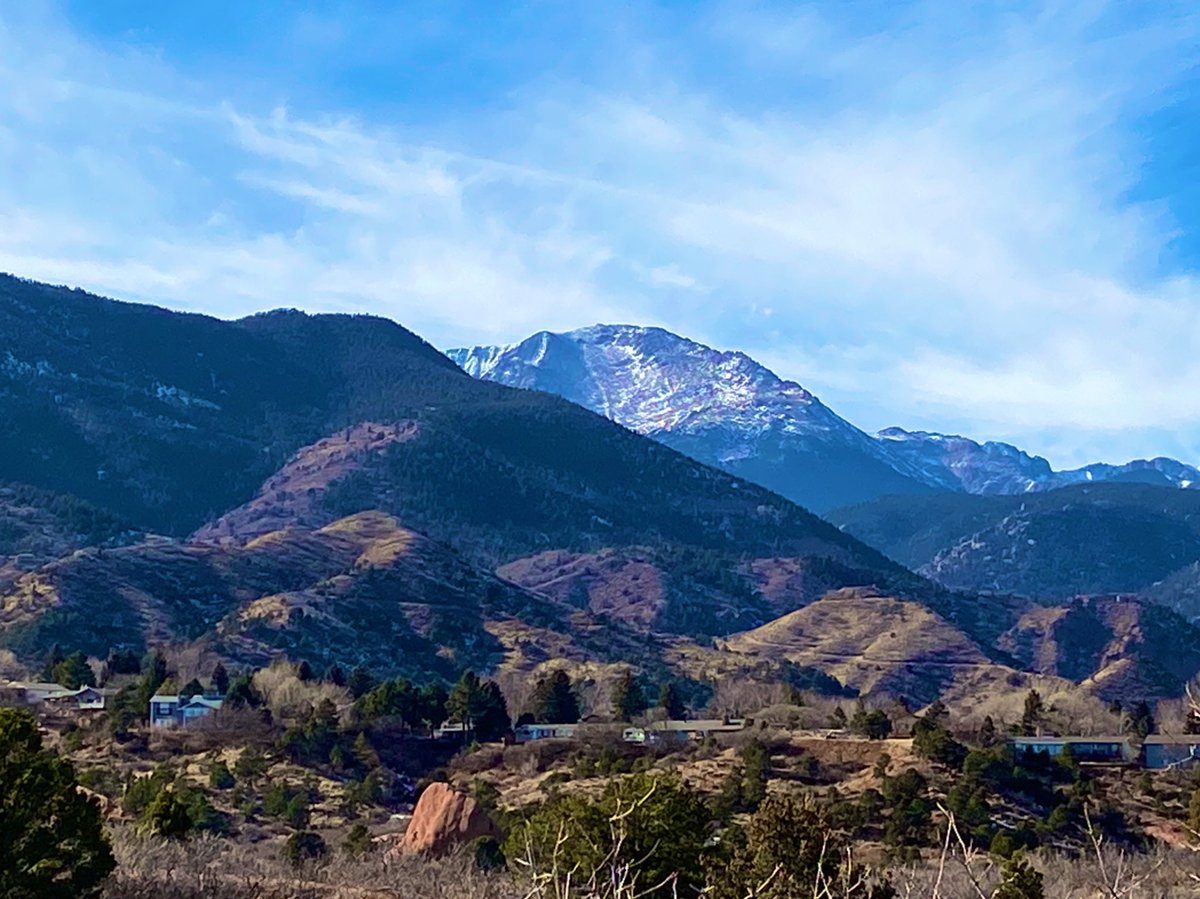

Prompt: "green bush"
[208,760,236,790]
[283,831,328,868]
[471,836,506,871]
[993,854,1044,899]
[342,823,373,857]
[141,789,194,840]
[505,773,711,898]
[707,796,892,899]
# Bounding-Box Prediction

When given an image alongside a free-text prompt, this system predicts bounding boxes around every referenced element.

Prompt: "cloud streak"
[0,2,1197,466]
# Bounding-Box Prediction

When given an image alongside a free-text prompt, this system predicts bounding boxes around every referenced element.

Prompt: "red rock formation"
[393,782,501,857]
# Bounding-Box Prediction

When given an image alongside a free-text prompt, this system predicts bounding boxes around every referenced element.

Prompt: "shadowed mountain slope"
[830,484,1200,604]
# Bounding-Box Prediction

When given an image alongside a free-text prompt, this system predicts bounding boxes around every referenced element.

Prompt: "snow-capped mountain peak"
[449,324,1200,511]
[448,326,931,511]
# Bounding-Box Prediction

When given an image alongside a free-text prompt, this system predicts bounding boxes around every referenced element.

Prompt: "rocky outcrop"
[392,782,501,857]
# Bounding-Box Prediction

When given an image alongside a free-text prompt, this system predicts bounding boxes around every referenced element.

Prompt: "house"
[513,723,579,743]
[9,681,74,705]
[3,682,110,710]
[624,718,749,745]
[434,722,472,741]
[1142,736,1200,770]
[149,693,224,728]
[1008,736,1133,763]
[42,685,109,712]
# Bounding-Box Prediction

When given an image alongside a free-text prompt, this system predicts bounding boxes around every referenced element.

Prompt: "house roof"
[649,719,746,732]
[45,686,105,698]
[9,681,70,692]
[149,694,181,703]
[1143,735,1200,745]
[1009,736,1128,744]
[182,696,223,709]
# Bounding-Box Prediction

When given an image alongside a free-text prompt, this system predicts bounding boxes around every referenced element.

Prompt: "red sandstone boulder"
[392,782,501,857]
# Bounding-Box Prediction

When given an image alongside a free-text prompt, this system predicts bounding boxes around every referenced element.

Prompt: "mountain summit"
[449,326,932,512]
[450,326,1199,512]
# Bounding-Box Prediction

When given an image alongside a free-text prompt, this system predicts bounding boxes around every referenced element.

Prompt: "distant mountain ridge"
[879,427,1199,495]
[450,326,1199,510]
[828,483,1200,608]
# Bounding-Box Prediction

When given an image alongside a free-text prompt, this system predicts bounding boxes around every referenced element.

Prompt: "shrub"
[992,854,1044,899]
[505,773,711,898]
[342,823,373,857]
[850,704,893,740]
[707,795,892,899]
[141,790,194,840]
[470,836,506,871]
[283,831,328,867]
[208,760,236,790]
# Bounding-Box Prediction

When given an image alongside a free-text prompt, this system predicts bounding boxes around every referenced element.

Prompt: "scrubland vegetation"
[9,644,1200,898]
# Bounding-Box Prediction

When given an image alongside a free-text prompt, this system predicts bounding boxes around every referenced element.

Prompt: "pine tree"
[992,854,1044,899]
[979,715,999,747]
[353,732,379,768]
[179,678,204,700]
[225,675,262,708]
[347,665,376,699]
[420,682,449,729]
[1124,701,1155,740]
[532,671,581,724]
[658,681,686,720]
[0,709,115,897]
[40,643,66,681]
[475,681,512,741]
[144,651,169,692]
[52,652,96,689]
[1020,689,1044,737]
[611,669,648,721]
[296,660,314,682]
[324,664,347,687]
[447,671,487,730]
[211,662,230,695]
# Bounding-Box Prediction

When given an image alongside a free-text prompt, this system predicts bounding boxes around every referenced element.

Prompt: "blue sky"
[1,2,1198,468]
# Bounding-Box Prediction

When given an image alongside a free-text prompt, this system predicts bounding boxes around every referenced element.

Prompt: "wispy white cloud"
[0,2,1196,466]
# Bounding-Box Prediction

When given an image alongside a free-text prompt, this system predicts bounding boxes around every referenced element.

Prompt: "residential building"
[43,686,109,711]
[2,681,111,710]
[513,723,579,743]
[624,718,748,745]
[1142,736,1200,769]
[149,693,224,727]
[1007,736,1134,763]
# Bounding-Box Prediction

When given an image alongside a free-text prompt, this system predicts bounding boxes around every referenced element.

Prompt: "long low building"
[1008,736,1135,763]
[1008,735,1200,769]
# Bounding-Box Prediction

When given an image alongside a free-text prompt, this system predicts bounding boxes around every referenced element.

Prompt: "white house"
[624,719,748,745]
[3,681,110,711]
[43,685,109,711]
[513,723,579,743]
